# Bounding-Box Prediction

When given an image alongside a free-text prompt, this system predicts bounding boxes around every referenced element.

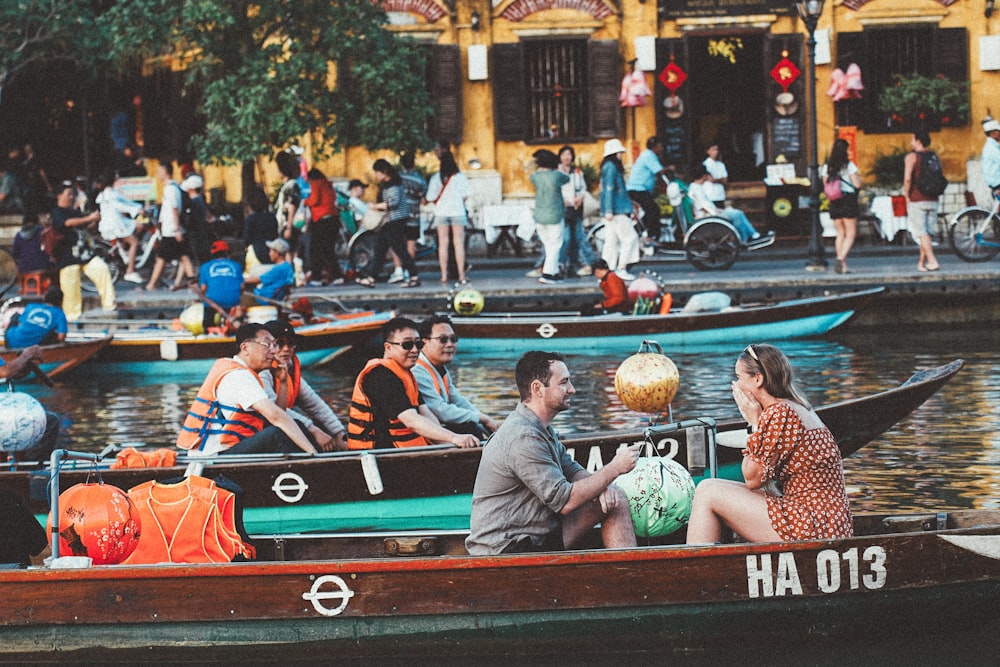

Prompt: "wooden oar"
[27,360,55,387]
[251,292,348,322]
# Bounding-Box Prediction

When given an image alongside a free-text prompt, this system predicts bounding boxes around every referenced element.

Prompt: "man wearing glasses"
[413,315,500,439]
[177,323,317,456]
[259,319,347,452]
[347,317,481,450]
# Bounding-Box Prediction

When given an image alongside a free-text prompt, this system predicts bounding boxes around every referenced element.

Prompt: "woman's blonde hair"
[739,344,811,409]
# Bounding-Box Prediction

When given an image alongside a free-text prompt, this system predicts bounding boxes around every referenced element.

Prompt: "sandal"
[355,276,376,288]
[400,277,421,288]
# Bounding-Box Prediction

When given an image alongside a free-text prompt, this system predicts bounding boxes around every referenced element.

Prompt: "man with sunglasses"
[258,320,347,452]
[347,317,481,450]
[177,323,317,456]
[413,315,500,439]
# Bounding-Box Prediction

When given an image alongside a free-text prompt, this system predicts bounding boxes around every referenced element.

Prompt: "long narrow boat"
[451,287,884,353]
[0,335,113,379]
[4,360,963,534]
[1,508,998,661]
[63,310,392,374]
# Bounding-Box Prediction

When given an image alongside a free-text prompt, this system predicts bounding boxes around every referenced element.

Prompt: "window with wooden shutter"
[588,40,620,139]
[427,44,463,145]
[524,39,589,141]
[493,43,526,141]
[837,27,968,134]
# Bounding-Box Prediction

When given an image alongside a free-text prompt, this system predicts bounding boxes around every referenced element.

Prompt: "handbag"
[360,208,387,231]
[823,175,845,201]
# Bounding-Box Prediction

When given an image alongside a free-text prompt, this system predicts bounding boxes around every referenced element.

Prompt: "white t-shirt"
[194,356,269,456]
[702,157,728,203]
[159,180,183,235]
[426,172,470,218]
[687,181,719,218]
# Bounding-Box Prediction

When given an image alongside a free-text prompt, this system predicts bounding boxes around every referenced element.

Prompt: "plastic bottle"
[659,292,673,315]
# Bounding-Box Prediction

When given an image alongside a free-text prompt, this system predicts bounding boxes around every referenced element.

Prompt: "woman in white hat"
[598,139,640,281]
[982,118,1000,195]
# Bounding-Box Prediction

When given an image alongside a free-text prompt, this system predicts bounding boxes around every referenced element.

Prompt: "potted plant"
[877,74,970,131]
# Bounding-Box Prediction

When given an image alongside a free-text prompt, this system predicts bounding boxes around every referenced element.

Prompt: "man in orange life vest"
[347,317,482,450]
[177,323,318,456]
[259,319,347,452]
[413,314,500,439]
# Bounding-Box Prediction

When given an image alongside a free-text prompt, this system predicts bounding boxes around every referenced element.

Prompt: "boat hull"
[65,311,391,372]
[452,288,883,353]
[0,336,112,379]
[8,360,963,534]
[1,513,998,661]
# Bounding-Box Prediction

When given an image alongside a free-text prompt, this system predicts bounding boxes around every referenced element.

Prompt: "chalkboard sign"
[773,117,801,158]
[662,123,687,167]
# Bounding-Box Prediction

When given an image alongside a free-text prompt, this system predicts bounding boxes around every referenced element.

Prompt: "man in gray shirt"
[466,351,640,555]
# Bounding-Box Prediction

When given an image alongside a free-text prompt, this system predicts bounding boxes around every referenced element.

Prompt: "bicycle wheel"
[685,219,741,271]
[586,222,606,257]
[81,241,124,293]
[950,208,1000,262]
[348,230,382,277]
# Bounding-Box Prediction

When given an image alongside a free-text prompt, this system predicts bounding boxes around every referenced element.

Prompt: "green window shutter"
[588,40,621,139]
[493,43,526,141]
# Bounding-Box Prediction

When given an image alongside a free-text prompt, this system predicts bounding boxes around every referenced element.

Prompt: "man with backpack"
[143,161,196,291]
[903,130,944,272]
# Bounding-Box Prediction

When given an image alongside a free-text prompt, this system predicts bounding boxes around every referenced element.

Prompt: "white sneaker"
[525,268,543,278]
[388,268,406,284]
[124,272,144,284]
[615,269,636,281]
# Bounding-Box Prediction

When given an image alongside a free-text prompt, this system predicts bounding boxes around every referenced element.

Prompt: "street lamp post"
[797,0,827,271]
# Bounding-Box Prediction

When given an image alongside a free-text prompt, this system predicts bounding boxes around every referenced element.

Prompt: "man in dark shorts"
[144,160,195,291]
[466,351,641,555]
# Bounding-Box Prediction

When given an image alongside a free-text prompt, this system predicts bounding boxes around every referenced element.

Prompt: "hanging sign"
[770,57,800,92]
[658,62,687,94]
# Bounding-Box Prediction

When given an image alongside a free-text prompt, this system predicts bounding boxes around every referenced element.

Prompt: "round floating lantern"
[614,341,679,414]
[627,276,660,301]
[47,483,141,565]
[616,456,695,537]
[0,391,48,453]
[453,288,485,316]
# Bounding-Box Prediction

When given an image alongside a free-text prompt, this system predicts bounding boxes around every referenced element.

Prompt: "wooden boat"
[451,287,885,353]
[62,310,393,374]
[1,508,998,661]
[0,335,113,379]
[4,360,963,534]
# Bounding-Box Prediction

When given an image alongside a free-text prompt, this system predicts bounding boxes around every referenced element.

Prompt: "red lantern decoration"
[770,56,801,92]
[658,61,687,94]
[627,276,660,301]
[47,483,141,565]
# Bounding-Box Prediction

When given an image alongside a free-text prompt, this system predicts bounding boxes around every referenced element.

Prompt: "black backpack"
[916,151,948,198]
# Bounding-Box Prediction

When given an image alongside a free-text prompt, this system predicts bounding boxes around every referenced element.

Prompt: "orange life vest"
[347,358,430,449]
[414,356,450,399]
[123,476,255,565]
[273,355,301,409]
[176,358,266,451]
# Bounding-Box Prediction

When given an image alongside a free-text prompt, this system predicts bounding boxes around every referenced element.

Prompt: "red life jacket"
[176,358,266,451]
[414,356,450,399]
[124,476,255,565]
[347,358,429,449]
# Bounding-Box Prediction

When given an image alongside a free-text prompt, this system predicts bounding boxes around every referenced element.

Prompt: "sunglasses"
[425,335,459,345]
[387,339,424,351]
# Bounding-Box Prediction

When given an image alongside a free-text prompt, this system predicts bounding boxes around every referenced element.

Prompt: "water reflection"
[15,326,1000,514]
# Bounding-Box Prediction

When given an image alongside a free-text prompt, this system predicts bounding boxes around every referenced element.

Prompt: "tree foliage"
[97,0,434,164]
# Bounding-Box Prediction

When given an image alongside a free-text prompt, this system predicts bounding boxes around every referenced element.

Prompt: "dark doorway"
[687,33,767,182]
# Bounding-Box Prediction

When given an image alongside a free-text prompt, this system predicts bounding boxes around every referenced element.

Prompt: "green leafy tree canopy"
[98,0,434,165]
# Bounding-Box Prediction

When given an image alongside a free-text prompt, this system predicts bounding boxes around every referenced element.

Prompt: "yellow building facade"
[209,0,998,210]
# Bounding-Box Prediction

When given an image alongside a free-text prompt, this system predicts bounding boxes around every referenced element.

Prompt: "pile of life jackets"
[123,475,255,564]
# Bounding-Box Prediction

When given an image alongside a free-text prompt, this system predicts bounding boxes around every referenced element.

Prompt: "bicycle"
[79,224,178,292]
[949,190,1000,262]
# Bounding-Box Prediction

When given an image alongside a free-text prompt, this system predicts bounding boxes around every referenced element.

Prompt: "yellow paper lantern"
[614,342,679,414]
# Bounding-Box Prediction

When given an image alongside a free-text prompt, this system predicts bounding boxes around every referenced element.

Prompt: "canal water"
[18,324,1000,514]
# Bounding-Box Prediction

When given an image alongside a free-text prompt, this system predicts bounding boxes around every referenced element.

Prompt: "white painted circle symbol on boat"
[272,472,308,503]
[536,323,558,338]
[303,575,355,616]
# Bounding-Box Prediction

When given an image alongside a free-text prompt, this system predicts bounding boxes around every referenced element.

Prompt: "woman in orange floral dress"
[686,344,854,544]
